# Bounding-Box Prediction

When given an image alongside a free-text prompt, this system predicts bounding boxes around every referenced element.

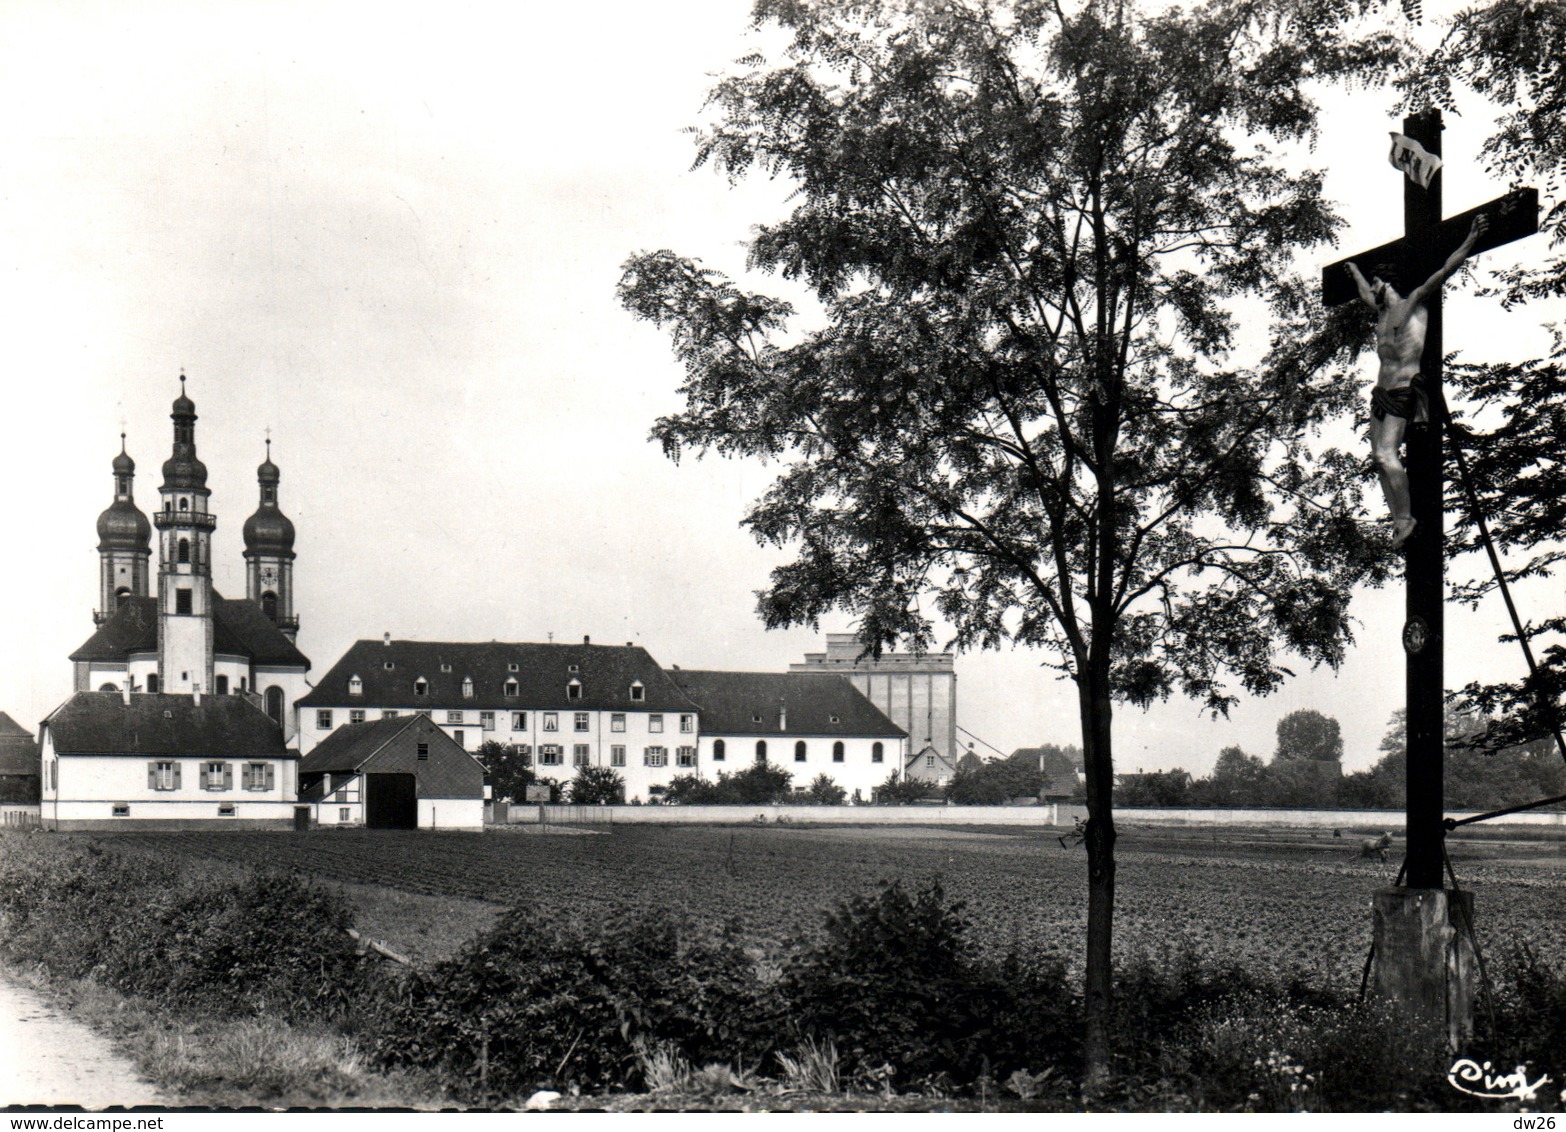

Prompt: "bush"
[567,766,625,804]
[0,839,374,1022]
[779,880,1073,1090]
[659,765,794,805]
[873,773,932,804]
[802,774,847,805]
[372,905,775,1098]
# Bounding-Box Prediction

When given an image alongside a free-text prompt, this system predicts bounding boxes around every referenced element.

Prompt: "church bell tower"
[94,435,152,623]
[243,439,298,641]
[153,376,216,694]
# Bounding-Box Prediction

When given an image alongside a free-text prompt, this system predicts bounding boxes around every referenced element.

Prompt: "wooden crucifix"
[1321,109,1538,891]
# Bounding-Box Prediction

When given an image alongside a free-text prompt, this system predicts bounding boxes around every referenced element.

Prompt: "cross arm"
[1320,187,1538,308]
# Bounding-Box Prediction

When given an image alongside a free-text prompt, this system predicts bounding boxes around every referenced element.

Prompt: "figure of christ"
[1346,214,1487,548]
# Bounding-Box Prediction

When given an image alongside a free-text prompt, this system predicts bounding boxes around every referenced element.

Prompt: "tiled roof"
[666,670,906,738]
[298,639,699,713]
[44,691,291,758]
[905,743,955,770]
[1010,746,1083,798]
[0,712,37,777]
[298,773,358,803]
[299,714,483,799]
[67,595,308,668]
[299,715,421,774]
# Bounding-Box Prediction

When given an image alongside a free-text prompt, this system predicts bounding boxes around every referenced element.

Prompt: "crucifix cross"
[1319,109,1538,891]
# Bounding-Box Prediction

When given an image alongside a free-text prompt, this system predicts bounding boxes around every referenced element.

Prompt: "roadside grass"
[4,963,448,1109]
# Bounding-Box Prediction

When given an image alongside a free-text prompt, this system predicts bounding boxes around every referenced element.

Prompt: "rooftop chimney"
[384,632,391,646]
[779,700,787,731]
[193,685,202,706]
[121,684,131,706]
[583,635,591,645]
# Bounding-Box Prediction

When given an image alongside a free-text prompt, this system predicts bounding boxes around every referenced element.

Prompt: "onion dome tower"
[94,435,152,624]
[152,375,216,694]
[243,438,299,641]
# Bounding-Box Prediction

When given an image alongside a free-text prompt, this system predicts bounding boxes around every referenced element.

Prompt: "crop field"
[72,823,1566,988]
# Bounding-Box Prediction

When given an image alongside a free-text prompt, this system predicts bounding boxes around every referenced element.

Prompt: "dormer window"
[384,661,395,671]
[462,677,474,699]
[504,679,519,698]
[508,663,519,672]
[568,664,580,674]
[440,663,452,673]
[567,679,582,701]
[349,675,363,696]
[629,681,645,703]
[414,677,429,697]
[829,715,840,724]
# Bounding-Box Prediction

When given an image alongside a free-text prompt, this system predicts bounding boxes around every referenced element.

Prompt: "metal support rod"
[1444,790,1566,829]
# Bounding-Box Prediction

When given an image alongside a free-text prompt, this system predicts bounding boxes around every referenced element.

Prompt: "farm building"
[39,690,298,830]
[298,713,484,830]
[665,670,907,800]
[0,711,40,804]
[297,637,702,803]
[905,742,957,788]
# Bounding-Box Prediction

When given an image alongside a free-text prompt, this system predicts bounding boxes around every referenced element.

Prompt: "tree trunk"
[1078,670,1117,1100]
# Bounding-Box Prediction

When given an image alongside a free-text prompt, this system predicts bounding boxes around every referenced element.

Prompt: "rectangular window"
[175,588,192,615]
[927,754,936,767]
[680,714,694,734]
[112,803,129,817]
[573,744,591,768]
[454,730,465,747]
[350,709,366,725]
[339,807,351,822]
[153,761,177,790]
[446,710,464,725]
[316,709,333,730]
[643,746,667,767]
[512,711,527,730]
[610,744,626,767]
[382,709,400,720]
[574,712,589,732]
[417,742,430,760]
[539,745,563,766]
[218,803,235,816]
[610,713,625,733]
[244,763,270,790]
[649,714,664,734]
[203,761,228,790]
[481,711,495,731]
[677,746,696,768]
[543,713,558,732]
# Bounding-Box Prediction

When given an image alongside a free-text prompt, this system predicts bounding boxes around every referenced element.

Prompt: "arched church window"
[177,538,189,564]
[115,587,131,608]
[261,591,278,621]
[179,498,188,511]
[755,740,768,763]
[264,686,284,723]
[99,683,119,693]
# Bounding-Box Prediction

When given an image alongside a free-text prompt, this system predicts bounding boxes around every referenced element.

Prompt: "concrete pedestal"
[1370,887,1477,1050]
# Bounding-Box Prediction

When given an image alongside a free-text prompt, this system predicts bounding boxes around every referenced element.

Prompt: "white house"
[665,670,907,800]
[296,636,703,803]
[39,690,298,829]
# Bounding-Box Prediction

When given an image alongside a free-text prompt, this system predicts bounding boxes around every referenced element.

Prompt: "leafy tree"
[874,772,932,805]
[803,773,848,805]
[619,0,1396,1087]
[476,740,535,803]
[1204,745,1269,805]
[946,758,1045,804]
[1400,0,1566,755]
[1273,709,1345,763]
[567,766,627,805]
[1115,769,1193,808]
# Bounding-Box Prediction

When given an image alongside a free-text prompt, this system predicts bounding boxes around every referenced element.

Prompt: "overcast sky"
[1,0,1553,775]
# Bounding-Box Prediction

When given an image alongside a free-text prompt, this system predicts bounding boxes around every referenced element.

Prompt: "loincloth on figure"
[1370,376,1428,423]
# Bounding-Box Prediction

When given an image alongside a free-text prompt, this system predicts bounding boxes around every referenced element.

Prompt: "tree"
[1273,709,1345,763]
[946,757,1044,804]
[619,0,1397,1089]
[476,740,535,803]
[1200,744,1269,805]
[567,766,626,805]
[804,773,848,804]
[874,772,931,805]
[1402,0,1566,756]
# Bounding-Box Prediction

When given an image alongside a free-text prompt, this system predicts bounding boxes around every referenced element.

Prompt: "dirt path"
[0,977,168,1108]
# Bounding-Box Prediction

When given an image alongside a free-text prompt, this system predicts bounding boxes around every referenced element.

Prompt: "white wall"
[516,802,1058,825]
[419,798,484,830]
[698,733,903,800]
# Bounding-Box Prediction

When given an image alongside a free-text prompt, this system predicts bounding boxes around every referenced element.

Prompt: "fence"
[1,805,41,830]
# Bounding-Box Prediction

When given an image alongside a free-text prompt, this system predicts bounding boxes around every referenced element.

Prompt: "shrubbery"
[0,839,373,1022]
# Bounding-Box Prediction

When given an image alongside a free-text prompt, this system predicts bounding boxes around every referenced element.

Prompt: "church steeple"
[152,374,216,694]
[243,437,299,640]
[94,434,152,624]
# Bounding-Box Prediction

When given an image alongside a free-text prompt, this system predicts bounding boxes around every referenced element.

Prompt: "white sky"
[0,0,1554,776]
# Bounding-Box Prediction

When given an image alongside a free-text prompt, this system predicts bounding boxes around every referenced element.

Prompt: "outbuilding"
[298,713,484,830]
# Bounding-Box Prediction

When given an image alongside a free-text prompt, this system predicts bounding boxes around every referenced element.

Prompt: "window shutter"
[264,763,275,790]
[223,763,233,790]
[147,762,156,789]
[173,762,182,788]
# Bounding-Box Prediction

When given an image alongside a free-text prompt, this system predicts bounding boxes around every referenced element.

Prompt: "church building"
[41,379,304,828]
